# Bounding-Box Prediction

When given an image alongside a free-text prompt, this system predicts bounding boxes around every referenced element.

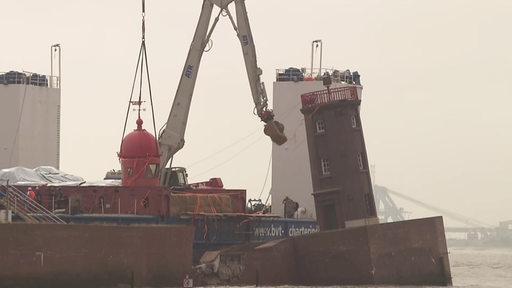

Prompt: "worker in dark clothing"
[282,196,299,218]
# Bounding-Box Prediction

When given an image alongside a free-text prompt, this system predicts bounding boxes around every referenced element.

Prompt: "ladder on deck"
[0,184,66,224]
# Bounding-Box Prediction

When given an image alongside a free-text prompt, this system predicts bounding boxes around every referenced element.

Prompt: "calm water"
[447,246,512,288]
[190,246,512,288]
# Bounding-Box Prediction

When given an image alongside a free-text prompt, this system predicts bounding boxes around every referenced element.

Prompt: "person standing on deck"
[27,187,35,201]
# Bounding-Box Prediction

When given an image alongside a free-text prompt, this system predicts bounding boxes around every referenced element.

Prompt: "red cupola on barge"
[118,117,160,187]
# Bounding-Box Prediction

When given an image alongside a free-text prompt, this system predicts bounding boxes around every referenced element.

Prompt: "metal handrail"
[0,71,58,88]
[0,184,66,224]
[301,86,359,109]
[275,67,360,84]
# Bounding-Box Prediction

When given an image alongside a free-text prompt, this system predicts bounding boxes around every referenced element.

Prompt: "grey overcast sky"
[2,0,511,226]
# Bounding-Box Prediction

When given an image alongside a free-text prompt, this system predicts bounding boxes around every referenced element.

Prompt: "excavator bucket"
[264,120,287,145]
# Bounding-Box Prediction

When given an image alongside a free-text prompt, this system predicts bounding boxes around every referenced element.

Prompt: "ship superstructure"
[0,69,61,169]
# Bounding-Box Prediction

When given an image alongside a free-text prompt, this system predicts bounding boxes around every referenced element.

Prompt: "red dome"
[119,119,159,158]
[118,118,161,187]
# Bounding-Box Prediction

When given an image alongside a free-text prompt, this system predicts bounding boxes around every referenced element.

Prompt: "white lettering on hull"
[253,224,319,237]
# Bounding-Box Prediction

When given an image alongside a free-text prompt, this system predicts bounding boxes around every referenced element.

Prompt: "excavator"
[158,0,287,186]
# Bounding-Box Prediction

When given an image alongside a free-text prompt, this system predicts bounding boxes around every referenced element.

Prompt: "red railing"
[301,86,358,108]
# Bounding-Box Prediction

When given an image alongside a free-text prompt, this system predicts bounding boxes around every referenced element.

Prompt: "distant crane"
[374,184,494,228]
[373,185,406,222]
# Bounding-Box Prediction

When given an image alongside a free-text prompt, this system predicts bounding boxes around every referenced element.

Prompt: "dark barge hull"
[27,213,318,264]
[0,223,194,288]
[0,217,451,287]
[195,216,452,286]
[2,183,319,267]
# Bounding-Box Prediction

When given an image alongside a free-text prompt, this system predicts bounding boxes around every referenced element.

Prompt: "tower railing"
[301,86,359,109]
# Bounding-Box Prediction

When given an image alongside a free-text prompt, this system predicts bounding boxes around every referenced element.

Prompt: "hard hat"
[28,187,33,190]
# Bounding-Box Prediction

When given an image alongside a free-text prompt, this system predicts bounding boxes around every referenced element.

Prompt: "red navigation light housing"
[118,118,160,187]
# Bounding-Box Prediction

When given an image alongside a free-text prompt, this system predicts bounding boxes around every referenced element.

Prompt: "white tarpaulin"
[0,166,85,186]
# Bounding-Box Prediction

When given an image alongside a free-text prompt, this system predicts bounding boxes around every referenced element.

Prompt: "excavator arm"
[158,0,287,178]
[231,0,287,145]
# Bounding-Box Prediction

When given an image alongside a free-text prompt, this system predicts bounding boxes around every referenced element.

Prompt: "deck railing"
[0,183,66,224]
[301,86,359,109]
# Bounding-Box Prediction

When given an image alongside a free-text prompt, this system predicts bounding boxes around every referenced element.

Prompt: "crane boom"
[158,1,215,172]
[385,187,492,228]
[158,0,287,178]
[232,0,268,117]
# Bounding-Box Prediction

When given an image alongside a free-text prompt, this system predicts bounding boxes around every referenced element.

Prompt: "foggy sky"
[2,0,511,227]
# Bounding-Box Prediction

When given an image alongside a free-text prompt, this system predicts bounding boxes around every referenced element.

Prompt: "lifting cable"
[186,126,261,168]
[257,153,271,200]
[120,0,158,153]
[191,134,263,179]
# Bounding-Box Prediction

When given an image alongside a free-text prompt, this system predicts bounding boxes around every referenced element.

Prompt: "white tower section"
[271,68,360,219]
[0,72,61,169]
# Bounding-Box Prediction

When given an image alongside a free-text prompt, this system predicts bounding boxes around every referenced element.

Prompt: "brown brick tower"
[300,85,378,230]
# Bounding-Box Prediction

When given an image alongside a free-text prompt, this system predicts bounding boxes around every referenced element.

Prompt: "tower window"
[316,119,326,133]
[321,158,331,175]
[357,153,366,170]
[351,115,358,128]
